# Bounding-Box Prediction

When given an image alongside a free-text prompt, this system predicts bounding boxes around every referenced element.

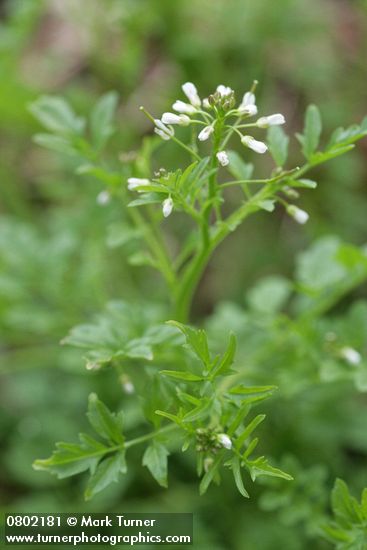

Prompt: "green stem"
[174,182,275,322]
[125,424,178,449]
[171,135,201,161]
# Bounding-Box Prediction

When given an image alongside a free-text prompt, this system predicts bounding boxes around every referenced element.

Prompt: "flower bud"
[241,135,268,154]
[216,150,229,166]
[256,114,285,128]
[162,197,173,218]
[340,346,361,366]
[286,205,309,224]
[161,113,191,126]
[217,433,232,450]
[182,82,201,107]
[198,125,214,141]
[96,190,110,205]
[120,374,135,394]
[154,119,174,140]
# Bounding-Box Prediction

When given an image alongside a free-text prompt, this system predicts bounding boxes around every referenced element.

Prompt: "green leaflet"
[143,442,170,488]
[87,393,124,445]
[297,104,322,160]
[33,394,127,499]
[321,479,367,548]
[90,91,119,150]
[267,126,289,167]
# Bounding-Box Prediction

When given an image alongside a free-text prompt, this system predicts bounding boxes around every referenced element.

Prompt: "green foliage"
[35,322,290,499]
[267,126,289,167]
[33,393,127,501]
[2,2,367,547]
[321,479,367,549]
[297,104,322,160]
[62,301,178,368]
[25,80,367,514]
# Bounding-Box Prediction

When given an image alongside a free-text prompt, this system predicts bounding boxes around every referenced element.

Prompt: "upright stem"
[174,182,275,322]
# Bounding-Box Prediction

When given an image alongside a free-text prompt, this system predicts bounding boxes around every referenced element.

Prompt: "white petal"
[216,151,229,166]
[172,100,197,115]
[127,177,150,190]
[217,433,232,450]
[287,205,309,224]
[216,84,233,97]
[241,135,268,154]
[182,82,201,107]
[242,91,256,106]
[162,197,173,217]
[257,114,286,128]
[96,190,110,205]
[238,103,258,116]
[161,112,190,126]
[340,347,361,366]
[154,119,174,140]
[154,128,171,140]
[122,381,135,394]
[198,125,214,141]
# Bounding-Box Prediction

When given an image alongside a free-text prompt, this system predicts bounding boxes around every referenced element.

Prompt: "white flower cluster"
[153,81,285,158]
[127,82,289,219]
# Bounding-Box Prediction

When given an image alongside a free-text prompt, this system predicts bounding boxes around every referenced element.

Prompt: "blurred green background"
[1,1,367,548]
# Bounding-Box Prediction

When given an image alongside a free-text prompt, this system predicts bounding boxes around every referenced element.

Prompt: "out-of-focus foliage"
[1,0,367,549]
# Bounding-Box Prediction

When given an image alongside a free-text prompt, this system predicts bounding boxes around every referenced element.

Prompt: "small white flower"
[198,125,214,141]
[217,433,232,450]
[127,177,150,190]
[202,98,210,109]
[216,84,233,97]
[340,346,361,366]
[242,91,256,107]
[154,119,174,141]
[256,114,285,128]
[216,150,229,166]
[241,135,268,154]
[238,103,258,116]
[120,374,135,394]
[161,112,191,126]
[287,205,309,224]
[172,100,197,115]
[238,91,258,115]
[182,82,201,108]
[162,197,173,218]
[123,381,134,394]
[96,190,110,205]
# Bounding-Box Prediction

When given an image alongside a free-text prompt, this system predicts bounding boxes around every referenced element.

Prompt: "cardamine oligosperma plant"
[29,81,367,502]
